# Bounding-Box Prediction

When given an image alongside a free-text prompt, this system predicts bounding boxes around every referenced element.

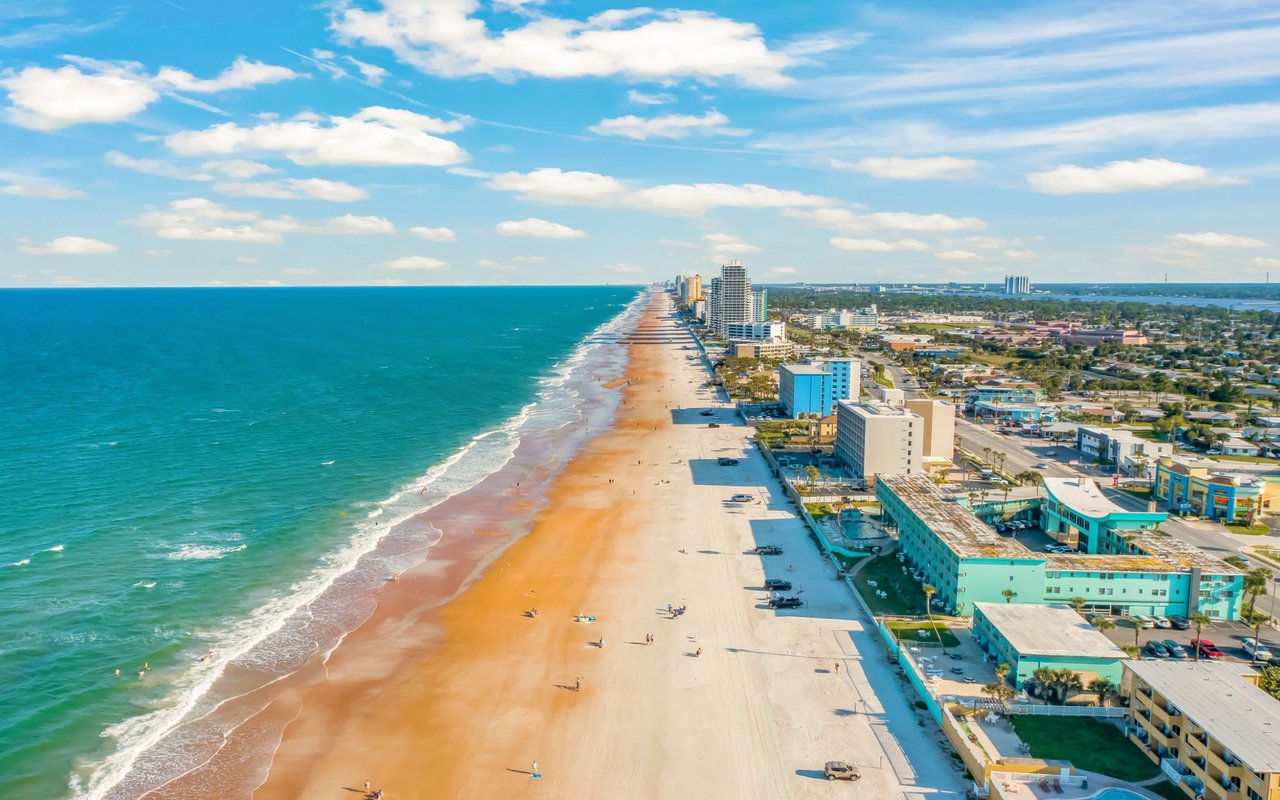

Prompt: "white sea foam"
[70,290,649,800]
[9,559,30,567]
[164,544,248,561]
[47,544,65,552]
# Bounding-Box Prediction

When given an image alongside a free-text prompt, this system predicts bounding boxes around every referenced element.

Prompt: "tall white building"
[834,401,923,483]
[750,288,768,322]
[708,261,752,337]
[1003,275,1032,294]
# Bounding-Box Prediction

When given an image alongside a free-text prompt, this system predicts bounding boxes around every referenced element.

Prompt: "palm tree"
[1087,678,1114,707]
[982,446,992,468]
[1069,596,1086,614]
[995,661,1011,685]
[1244,568,1271,616]
[1090,616,1116,637]
[1001,588,1017,604]
[1190,612,1212,661]
[1130,617,1143,656]
[1052,669,1084,704]
[922,584,946,653]
[983,681,1015,703]
[996,451,1007,476]
[1246,609,1268,664]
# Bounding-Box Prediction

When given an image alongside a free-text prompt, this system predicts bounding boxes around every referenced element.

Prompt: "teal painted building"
[877,474,1244,619]
[973,603,1127,690]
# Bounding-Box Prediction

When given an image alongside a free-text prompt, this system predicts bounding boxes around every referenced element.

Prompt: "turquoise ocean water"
[0,286,640,798]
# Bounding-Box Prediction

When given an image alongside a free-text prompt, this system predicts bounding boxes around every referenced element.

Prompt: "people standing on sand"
[835,662,841,674]
[575,677,581,691]
[598,636,605,648]
[695,648,702,657]
[364,780,370,793]
[531,760,540,778]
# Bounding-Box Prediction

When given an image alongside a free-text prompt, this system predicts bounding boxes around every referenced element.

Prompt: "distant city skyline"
[1,1,1278,288]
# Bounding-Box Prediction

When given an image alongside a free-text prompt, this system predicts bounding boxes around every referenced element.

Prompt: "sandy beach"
[170,294,965,800]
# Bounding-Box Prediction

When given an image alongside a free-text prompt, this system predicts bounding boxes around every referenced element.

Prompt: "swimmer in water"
[114,669,120,677]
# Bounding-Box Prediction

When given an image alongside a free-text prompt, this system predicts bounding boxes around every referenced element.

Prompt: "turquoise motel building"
[777,359,853,419]
[972,603,1127,690]
[877,474,1243,620]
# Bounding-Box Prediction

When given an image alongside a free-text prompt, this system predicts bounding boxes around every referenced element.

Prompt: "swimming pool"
[1088,789,1149,800]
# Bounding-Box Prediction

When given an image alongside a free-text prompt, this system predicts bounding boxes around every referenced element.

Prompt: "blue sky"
[1,0,1278,288]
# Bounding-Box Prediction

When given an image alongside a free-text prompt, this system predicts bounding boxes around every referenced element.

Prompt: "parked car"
[716,457,740,466]
[753,545,783,555]
[1168,615,1191,630]
[1131,615,1155,629]
[707,423,721,428]
[994,523,1008,533]
[1243,639,1275,661]
[730,493,757,503]
[1191,639,1225,659]
[1144,640,1170,659]
[763,578,792,591]
[699,410,715,416]
[1152,616,1172,629]
[824,762,860,782]
[1161,640,1189,659]
[769,596,804,609]
[1037,462,1050,469]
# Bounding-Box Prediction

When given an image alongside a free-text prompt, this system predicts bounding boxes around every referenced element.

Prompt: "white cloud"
[344,56,389,84]
[1026,158,1238,194]
[333,2,794,88]
[829,237,929,253]
[1169,232,1266,248]
[495,218,585,238]
[1,64,157,130]
[123,198,395,243]
[1004,248,1039,260]
[144,249,173,258]
[1,58,299,130]
[409,226,457,242]
[282,267,317,275]
[835,156,981,180]
[155,57,299,93]
[1251,257,1280,271]
[786,207,985,232]
[324,214,395,235]
[18,235,118,255]
[0,179,84,199]
[379,256,448,270]
[213,178,369,202]
[934,249,984,261]
[627,89,675,105]
[627,182,834,215]
[604,262,644,273]
[203,160,276,179]
[702,232,760,255]
[488,167,624,205]
[589,110,749,140]
[237,255,260,264]
[770,266,799,275]
[107,150,213,180]
[166,106,468,167]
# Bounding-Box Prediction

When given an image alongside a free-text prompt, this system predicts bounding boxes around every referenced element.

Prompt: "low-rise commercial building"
[835,401,922,482]
[972,603,1127,690]
[1058,328,1149,346]
[1077,427,1173,476]
[963,380,1040,411]
[1124,660,1280,800]
[973,401,1051,422]
[1154,456,1280,522]
[877,474,1243,618]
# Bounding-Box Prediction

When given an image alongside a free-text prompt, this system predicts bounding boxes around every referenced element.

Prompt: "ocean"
[0,286,642,798]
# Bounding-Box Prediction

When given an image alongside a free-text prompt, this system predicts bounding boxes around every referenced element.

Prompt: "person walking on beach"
[834,661,841,675]
[364,780,371,794]
[531,760,540,778]
[695,647,702,658]
[574,677,581,691]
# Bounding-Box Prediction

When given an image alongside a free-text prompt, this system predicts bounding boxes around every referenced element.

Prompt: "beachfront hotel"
[1123,660,1280,800]
[876,474,1244,618]
[777,358,856,418]
[835,401,922,483]
[972,602,1127,690]
[706,261,752,337]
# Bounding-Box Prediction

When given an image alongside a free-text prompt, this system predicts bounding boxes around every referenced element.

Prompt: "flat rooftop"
[974,603,1128,659]
[843,401,919,418]
[780,363,827,375]
[1127,660,1280,774]
[1042,478,1144,520]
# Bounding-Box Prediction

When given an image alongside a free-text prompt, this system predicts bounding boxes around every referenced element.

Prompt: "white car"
[1152,615,1172,629]
[1244,639,1275,661]
[1131,615,1155,629]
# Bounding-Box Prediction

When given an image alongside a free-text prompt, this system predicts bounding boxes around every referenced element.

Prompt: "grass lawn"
[1118,485,1152,501]
[1210,453,1277,464]
[853,555,926,616]
[874,372,895,389]
[1129,429,1169,442]
[1144,780,1192,800]
[1257,546,1280,563]
[1225,522,1271,535]
[1011,717,1161,781]
[972,353,1016,367]
[887,621,960,647]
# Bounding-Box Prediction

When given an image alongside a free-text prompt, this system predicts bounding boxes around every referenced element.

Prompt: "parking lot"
[1095,616,1278,665]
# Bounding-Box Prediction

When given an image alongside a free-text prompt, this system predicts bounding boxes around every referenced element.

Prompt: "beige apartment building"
[1124,660,1280,800]
[834,401,923,483]
[904,399,956,461]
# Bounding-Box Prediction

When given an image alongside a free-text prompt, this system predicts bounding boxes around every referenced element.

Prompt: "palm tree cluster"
[1031,667,1084,705]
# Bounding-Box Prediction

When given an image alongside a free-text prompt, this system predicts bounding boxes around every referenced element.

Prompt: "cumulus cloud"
[589,110,749,140]
[165,106,468,167]
[237,255,261,265]
[1026,158,1239,194]
[829,237,929,253]
[770,266,799,275]
[0,58,298,130]
[934,249,984,261]
[333,1,794,87]
[106,150,213,180]
[379,255,448,270]
[18,235,118,255]
[786,207,985,232]
[0,179,84,199]
[495,218,585,238]
[628,182,834,215]
[834,156,981,180]
[488,167,624,205]
[1168,232,1266,248]
[627,89,675,105]
[123,197,396,243]
[213,178,369,202]
[203,160,276,179]
[702,232,760,256]
[409,226,457,242]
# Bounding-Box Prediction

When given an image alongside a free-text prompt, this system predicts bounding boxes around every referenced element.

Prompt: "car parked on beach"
[763,578,792,591]
[707,423,720,428]
[717,457,740,466]
[769,596,803,609]
[753,545,783,555]
[730,493,757,503]
[700,410,715,416]
[824,762,860,781]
